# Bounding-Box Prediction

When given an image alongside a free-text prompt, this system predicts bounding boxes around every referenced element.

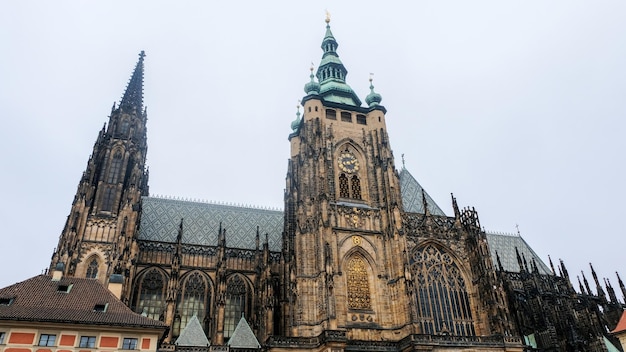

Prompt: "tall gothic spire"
[120,51,146,113]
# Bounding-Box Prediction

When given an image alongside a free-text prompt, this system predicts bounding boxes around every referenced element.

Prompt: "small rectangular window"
[0,332,6,344]
[340,111,352,122]
[356,114,367,125]
[57,283,73,293]
[39,334,56,346]
[79,336,96,348]
[0,298,12,306]
[93,303,108,312]
[122,338,138,350]
[326,109,336,120]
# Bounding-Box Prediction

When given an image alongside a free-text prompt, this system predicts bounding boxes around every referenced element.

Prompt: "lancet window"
[339,174,350,198]
[132,268,166,321]
[347,255,371,310]
[176,271,210,337]
[350,175,362,200]
[101,186,116,212]
[85,258,98,279]
[411,244,475,336]
[107,152,123,184]
[224,275,248,339]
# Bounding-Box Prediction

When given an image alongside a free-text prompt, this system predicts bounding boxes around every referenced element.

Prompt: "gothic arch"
[410,242,476,336]
[131,267,168,321]
[335,141,369,202]
[174,270,212,338]
[224,274,252,339]
[342,249,377,314]
[76,250,106,282]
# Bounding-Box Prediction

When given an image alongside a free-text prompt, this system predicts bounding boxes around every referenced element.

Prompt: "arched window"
[101,186,116,212]
[347,256,371,310]
[133,268,166,321]
[176,272,210,337]
[339,174,350,198]
[411,244,475,336]
[119,119,130,135]
[86,258,98,279]
[224,275,247,339]
[350,175,362,200]
[107,152,123,184]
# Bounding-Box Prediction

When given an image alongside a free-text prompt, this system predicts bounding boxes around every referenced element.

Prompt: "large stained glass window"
[133,268,166,321]
[176,271,210,337]
[411,244,475,336]
[224,275,247,338]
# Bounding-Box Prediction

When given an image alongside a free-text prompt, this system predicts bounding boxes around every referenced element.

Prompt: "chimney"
[52,262,65,281]
[108,274,124,299]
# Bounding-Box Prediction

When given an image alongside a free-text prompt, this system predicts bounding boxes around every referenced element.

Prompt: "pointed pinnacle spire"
[120,51,145,113]
[617,272,626,303]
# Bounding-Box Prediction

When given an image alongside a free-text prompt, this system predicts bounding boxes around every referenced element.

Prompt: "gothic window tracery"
[346,255,371,310]
[224,275,248,339]
[107,152,123,184]
[339,174,350,198]
[101,186,116,212]
[411,244,475,336]
[133,268,166,321]
[176,271,210,337]
[350,175,362,200]
[85,258,98,279]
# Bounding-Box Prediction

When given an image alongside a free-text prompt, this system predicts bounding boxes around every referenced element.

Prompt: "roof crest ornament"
[325,9,331,24]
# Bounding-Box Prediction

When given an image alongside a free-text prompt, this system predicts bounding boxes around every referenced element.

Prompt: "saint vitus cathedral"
[49,18,625,352]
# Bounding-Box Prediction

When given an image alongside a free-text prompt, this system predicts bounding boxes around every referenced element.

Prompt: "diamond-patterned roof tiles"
[175,315,210,346]
[227,316,260,349]
[139,197,283,251]
[485,232,551,274]
[399,168,446,216]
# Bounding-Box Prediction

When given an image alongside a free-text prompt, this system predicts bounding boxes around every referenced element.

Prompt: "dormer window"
[94,303,108,312]
[0,297,13,306]
[57,283,73,293]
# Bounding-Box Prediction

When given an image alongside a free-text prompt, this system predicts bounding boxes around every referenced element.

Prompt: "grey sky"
[1,1,624,290]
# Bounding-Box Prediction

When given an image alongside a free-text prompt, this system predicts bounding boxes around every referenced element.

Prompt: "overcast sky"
[1,1,625,292]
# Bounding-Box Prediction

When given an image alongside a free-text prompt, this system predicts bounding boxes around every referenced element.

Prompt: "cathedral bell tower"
[282,18,412,340]
[50,52,149,302]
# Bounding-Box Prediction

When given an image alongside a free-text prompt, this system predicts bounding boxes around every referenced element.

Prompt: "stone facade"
[48,20,624,352]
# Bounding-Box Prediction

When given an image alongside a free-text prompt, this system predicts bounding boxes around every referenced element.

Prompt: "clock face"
[338,152,360,173]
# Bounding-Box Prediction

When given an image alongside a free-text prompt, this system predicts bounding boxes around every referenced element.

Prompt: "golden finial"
[325,10,331,24]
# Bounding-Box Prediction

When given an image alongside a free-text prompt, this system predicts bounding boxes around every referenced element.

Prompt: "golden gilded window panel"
[347,256,371,310]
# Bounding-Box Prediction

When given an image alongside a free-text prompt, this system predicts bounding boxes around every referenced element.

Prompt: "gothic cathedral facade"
[49,19,624,352]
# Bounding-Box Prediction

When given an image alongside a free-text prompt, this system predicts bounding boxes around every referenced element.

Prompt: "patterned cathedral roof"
[138,173,550,275]
[399,167,446,216]
[138,197,283,252]
[485,232,551,275]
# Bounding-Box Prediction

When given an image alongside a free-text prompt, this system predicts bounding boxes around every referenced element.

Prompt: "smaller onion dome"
[365,76,382,107]
[291,106,302,132]
[303,65,320,95]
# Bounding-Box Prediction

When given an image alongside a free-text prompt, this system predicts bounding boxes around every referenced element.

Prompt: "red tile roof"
[0,275,166,329]
[612,310,626,334]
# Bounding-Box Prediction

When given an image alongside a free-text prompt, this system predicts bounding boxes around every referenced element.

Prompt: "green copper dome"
[304,67,320,95]
[291,107,302,132]
[365,78,382,107]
